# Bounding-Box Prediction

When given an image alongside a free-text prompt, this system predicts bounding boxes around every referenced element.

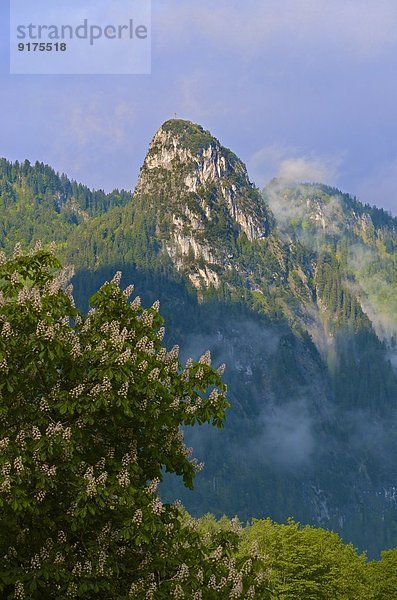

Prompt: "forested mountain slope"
[0,158,131,253]
[1,120,397,556]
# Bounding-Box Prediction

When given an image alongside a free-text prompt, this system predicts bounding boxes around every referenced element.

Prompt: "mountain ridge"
[0,121,397,556]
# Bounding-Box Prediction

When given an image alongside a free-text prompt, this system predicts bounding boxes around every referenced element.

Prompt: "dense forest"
[0,158,132,252]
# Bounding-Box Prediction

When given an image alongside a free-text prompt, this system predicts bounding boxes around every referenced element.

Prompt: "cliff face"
[129,121,397,368]
[134,120,269,288]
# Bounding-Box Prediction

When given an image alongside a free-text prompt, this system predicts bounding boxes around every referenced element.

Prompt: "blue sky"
[1,0,397,214]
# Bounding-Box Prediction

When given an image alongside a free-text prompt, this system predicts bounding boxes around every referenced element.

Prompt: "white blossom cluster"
[46,421,72,441]
[17,287,42,311]
[1,320,12,338]
[83,465,108,497]
[89,377,112,399]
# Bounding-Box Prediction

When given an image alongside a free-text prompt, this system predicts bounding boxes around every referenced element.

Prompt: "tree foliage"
[0,245,269,599]
[239,518,369,599]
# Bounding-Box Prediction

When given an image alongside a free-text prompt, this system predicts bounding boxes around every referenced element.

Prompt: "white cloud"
[248,143,340,186]
[277,156,339,184]
[253,399,316,468]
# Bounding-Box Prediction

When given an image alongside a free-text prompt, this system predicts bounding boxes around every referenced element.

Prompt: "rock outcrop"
[134,119,270,287]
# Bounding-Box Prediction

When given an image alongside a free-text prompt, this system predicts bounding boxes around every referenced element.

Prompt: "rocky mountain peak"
[135,119,268,239]
[133,119,270,288]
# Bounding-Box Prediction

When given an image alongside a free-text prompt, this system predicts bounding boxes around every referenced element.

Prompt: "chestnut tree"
[0,244,269,599]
